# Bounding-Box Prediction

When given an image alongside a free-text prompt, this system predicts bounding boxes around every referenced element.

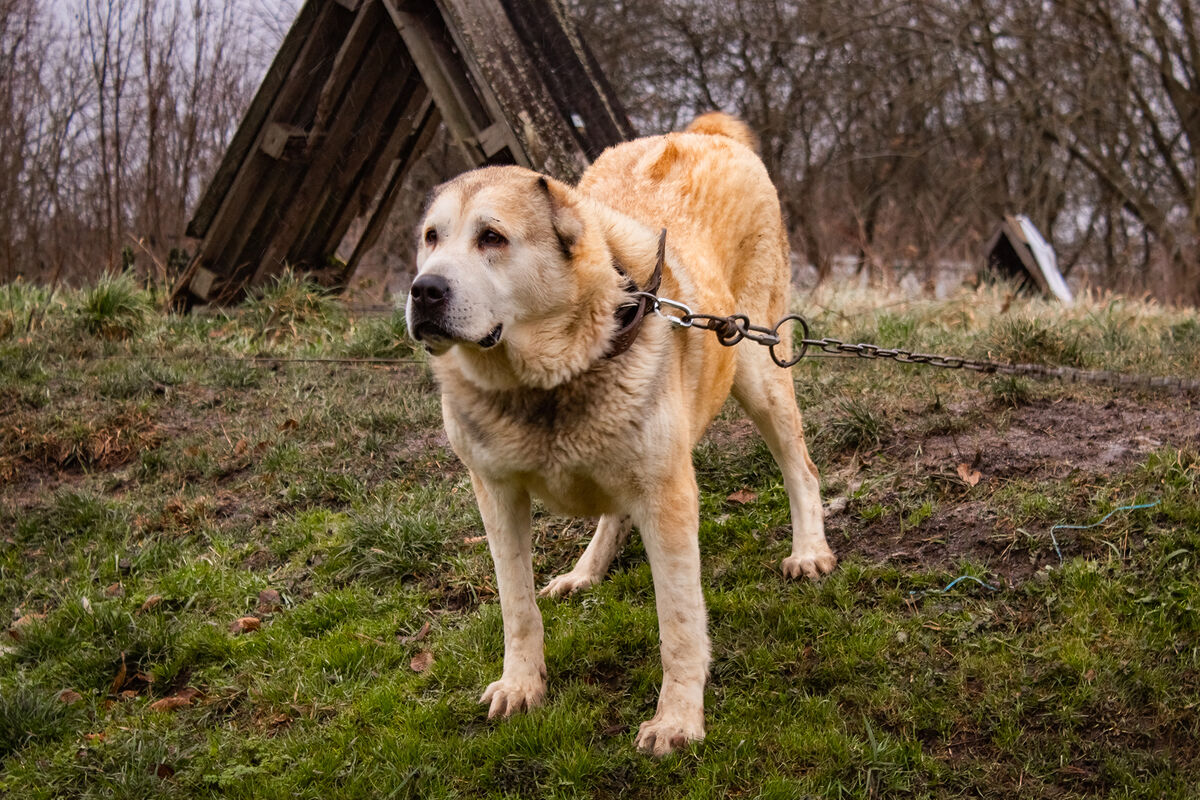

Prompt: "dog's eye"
[423,228,438,246]
[478,229,507,248]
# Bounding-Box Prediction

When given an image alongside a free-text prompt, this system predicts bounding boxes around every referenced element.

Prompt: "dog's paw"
[781,549,838,580]
[635,712,704,757]
[480,676,545,719]
[539,570,600,598]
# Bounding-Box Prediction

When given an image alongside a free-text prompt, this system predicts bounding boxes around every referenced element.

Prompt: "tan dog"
[406,113,836,755]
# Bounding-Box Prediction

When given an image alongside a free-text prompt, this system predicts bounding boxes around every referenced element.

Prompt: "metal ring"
[768,314,811,368]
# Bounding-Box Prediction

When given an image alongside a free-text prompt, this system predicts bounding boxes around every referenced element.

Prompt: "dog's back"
[577,113,791,321]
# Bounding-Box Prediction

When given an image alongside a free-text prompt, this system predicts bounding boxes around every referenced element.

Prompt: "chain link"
[633,292,1200,393]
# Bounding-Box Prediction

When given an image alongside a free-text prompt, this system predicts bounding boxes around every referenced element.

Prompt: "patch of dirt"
[829,396,1198,583]
[907,397,1199,481]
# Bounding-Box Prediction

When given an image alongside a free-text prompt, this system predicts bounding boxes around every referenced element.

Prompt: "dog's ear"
[537,176,584,258]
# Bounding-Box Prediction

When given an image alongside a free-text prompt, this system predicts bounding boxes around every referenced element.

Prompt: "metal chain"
[632,292,1200,393]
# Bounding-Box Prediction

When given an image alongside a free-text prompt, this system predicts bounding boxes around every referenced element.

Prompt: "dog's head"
[407,166,618,385]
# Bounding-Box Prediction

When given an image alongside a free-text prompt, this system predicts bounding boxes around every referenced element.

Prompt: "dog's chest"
[443,373,658,493]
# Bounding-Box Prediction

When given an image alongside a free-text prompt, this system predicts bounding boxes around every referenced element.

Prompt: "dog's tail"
[684,112,759,154]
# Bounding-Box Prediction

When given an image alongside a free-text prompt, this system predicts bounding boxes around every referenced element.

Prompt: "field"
[2,275,1198,799]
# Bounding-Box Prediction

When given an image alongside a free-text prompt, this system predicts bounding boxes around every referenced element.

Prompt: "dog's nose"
[410,274,450,309]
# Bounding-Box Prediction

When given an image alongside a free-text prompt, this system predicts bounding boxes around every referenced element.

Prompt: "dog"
[406,113,837,755]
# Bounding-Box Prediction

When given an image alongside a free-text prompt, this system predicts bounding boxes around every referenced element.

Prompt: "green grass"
[1,280,1198,798]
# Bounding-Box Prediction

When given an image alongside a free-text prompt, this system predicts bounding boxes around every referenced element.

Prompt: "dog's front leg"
[470,471,546,718]
[632,467,709,756]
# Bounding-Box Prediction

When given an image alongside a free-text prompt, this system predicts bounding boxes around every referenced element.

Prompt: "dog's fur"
[406,113,836,755]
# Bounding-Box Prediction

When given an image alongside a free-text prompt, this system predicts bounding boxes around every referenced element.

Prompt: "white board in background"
[1015,214,1073,305]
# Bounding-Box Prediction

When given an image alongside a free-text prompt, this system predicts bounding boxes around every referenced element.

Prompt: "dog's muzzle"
[409,274,502,350]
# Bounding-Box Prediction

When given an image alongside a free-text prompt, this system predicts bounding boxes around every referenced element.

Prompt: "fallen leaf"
[148,694,192,712]
[104,582,123,598]
[726,489,758,505]
[80,596,93,615]
[256,589,283,614]
[277,418,299,431]
[956,463,982,487]
[397,621,431,644]
[153,763,175,779]
[120,689,140,700]
[84,732,107,743]
[410,651,434,673]
[58,689,83,704]
[229,616,261,634]
[109,654,128,696]
[462,535,486,545]
[233,438,248,456]
[138,595,163,614]
[7,612,46,640]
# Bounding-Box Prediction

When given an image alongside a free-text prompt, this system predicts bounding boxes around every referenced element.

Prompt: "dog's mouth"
[414,321,503,351]
[476,324,503,349]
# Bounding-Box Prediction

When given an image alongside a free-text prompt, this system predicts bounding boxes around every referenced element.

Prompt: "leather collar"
[604,228,667,359]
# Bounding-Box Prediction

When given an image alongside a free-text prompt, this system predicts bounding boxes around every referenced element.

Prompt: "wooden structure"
[985,214,1074,305]
[172,0,633,309]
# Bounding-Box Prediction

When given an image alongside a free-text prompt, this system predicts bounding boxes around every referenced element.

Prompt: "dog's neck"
[440,204,666,392]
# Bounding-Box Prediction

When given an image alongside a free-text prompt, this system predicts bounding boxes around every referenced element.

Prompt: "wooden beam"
[343,98,440,283]
[495,0,635,156]
[435,0,588,179]
[251,24,404,284]
[311,0,386,144]
[178,0,357,305]
[305,75,427,261]
[185,0,323,239]
[259,123,309,160]
[383,0,497,162]
[187,265,218,301]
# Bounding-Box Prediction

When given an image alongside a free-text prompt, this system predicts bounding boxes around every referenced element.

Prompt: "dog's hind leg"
[540,513,633,598]
[732,348,837,580]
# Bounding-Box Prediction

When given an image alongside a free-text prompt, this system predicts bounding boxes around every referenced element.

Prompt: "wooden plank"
[496,0,634,157]
[304,72,426,261]
[293,57,420,264]
[197,4,360,297]
[476,121,511,158]
[311,0,386,145]
[251,23,403,284]
[186,0,321,239]
[259,122,309,160]
[187,265,218,300]
[435,0,588,179]
[383,0,494,161]
[342,98,440,283]
[183,1,351,283]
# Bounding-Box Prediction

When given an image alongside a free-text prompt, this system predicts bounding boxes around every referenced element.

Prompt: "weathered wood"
[384,0,504,163]
[306,76,427,261]
[175,0,633,308]
[185,0,322,239]
[436,0,589,180]
[294,61,421,267]
[476,122,511,158]
[252,24,404,284]
[259,123,310,160]
[311,0,385,144]
[344,98,440,281]
[497,0,634,157]
[175,1,357,306]
[187,265,218,301]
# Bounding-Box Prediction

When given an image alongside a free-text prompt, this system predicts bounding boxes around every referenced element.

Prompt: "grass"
[1,279,1198,798]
